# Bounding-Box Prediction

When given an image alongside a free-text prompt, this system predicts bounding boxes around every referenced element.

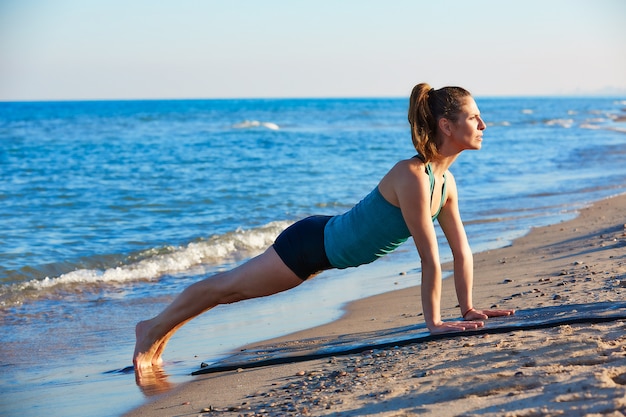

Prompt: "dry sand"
[125,193,626,417]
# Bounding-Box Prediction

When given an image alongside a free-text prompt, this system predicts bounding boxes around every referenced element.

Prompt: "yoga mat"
[192,301,626,375]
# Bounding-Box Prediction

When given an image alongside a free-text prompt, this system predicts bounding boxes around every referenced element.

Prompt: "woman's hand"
[428,320,484,334]
[428,306,515,334]
[462,307,515,321]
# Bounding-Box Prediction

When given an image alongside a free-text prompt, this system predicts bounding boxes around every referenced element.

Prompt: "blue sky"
[1,0,624,100]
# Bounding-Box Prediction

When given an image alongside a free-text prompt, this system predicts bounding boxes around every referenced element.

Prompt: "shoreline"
[125,193,626,416]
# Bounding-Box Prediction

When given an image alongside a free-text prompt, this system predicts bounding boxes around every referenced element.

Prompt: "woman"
[133,83,515,369]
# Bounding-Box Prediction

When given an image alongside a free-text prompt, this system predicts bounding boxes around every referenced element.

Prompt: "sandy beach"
[125,193,626,417]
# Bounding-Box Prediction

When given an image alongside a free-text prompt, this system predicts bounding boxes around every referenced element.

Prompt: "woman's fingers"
[429,320,484,334]
[464,308,515,321]
[481,309,516,318]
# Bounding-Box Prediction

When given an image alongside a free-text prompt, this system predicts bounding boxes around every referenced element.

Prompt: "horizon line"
[2,92,626,104]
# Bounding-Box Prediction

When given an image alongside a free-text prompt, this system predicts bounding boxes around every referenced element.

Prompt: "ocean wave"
[544,118,574,128]
[0,221,292,308]
[486,121,511,127]
[231,120,280,130]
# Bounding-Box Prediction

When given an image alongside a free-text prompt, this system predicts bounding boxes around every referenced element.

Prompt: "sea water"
[1,97,625,416]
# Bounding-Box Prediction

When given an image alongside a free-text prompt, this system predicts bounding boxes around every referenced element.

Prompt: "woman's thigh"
[214,246,304,303]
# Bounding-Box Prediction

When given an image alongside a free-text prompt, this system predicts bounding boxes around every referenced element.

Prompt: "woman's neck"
[429,153,458,176]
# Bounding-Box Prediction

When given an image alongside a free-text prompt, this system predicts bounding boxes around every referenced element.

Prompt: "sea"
[1,96,625,417]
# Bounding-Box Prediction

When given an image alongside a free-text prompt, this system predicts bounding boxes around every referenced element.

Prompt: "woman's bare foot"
[133,320,165,368]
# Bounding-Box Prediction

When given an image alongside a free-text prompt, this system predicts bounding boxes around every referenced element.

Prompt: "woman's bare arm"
[437,172,515,322]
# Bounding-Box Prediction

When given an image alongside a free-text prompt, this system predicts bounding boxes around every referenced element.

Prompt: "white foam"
[262,122,280,130]
[545,118,574,128]
[1,221,292,306]
[231,120,280,130]
[487,121,511,127]
[580,123,602,130]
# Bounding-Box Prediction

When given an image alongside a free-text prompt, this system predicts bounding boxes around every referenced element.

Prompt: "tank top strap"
[433,171,447,220]
[413,154,446,220]
[423,161,436,202]
[413,154,435,193]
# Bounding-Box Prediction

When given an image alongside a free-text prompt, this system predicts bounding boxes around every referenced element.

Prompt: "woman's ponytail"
[408,83,438,162]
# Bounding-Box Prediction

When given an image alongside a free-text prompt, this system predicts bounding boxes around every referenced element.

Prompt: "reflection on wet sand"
[134,365,174,397]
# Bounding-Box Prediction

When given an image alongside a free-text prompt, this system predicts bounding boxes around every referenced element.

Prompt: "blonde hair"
[408,83,471,162]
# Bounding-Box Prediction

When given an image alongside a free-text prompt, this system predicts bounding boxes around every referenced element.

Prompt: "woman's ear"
[438,117,452,136]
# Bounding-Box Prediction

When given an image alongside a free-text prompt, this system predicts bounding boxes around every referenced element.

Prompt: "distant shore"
[125,193,626,417]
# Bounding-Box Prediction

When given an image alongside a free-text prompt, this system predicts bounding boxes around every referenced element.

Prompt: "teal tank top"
[324,162,446,269]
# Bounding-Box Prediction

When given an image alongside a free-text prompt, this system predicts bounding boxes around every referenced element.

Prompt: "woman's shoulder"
[390,157,428,177]
[379,158,431,196]
[379,157,430,206]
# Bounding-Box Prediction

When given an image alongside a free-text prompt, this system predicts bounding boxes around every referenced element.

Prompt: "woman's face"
[448,97,486,151]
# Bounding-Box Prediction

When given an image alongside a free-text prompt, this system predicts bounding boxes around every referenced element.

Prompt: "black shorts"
[273,215,333,280]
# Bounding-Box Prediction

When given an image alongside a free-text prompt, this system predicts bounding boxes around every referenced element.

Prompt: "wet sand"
[125,193,626,417]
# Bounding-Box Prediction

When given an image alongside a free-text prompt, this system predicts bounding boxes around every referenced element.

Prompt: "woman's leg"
[133,246,303,368]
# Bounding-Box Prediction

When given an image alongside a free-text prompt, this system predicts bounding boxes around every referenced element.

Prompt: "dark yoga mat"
[192,301,626,375]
